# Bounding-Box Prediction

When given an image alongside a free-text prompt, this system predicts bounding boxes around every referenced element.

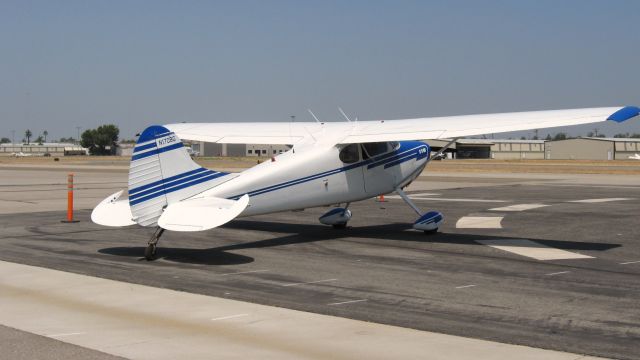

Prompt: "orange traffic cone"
[377,194,387,202]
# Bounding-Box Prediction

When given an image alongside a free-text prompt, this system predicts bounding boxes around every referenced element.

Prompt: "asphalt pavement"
[1,168,639,359]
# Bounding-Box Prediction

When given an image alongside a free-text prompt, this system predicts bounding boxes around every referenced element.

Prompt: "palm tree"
[25,129,32,144]
[43,130,48,142]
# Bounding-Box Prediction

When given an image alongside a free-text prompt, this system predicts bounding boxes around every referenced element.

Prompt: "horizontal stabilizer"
[91,191,136,227]
[157,194,249,232]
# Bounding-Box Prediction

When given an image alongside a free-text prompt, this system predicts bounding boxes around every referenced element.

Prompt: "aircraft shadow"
[98,246,254,266]
[221,220,621,252]
[99,220,620,265]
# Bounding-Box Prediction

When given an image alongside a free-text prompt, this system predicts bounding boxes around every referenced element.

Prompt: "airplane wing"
[164,122,317,145]
[165,106,639,145]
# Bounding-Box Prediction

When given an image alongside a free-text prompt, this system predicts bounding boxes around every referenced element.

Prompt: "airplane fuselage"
[200,141,430,216]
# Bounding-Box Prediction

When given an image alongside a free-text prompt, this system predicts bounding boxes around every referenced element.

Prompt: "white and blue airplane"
[92,106,639,260]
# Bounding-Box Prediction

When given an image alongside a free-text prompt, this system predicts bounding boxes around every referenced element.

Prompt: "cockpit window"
[361,142,391,159]
[339,144,360,163]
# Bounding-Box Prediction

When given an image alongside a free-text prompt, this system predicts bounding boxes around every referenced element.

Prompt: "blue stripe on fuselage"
[228,141,429,199]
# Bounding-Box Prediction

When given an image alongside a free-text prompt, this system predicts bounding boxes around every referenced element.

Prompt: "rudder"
[128,125,230,226]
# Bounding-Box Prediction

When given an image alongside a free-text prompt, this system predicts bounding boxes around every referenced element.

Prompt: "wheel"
[144,244,157,261]
[332,223,347,229]
[424,228,439,235]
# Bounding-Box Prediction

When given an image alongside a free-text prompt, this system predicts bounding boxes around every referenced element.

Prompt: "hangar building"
[0,143,88,156]
[191,142,290,157]
[425,139,546,159]
[545,137,640,160]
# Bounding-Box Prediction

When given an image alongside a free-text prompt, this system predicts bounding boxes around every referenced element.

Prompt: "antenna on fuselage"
[290,115,296,154]
[338,107,352,122]
[307,109,321,124]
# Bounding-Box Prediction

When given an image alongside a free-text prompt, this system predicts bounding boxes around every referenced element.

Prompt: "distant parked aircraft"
[10,152,34,157]
[629,153,640,160]
[91,105,640,260]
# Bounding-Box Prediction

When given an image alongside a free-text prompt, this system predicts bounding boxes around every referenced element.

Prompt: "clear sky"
[1,0,639,141]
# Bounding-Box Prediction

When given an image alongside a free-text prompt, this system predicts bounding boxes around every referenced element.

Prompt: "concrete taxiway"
[0,163,639,359]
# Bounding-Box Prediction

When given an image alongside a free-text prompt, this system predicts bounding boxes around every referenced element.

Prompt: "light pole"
[76,126,81,145]
[11,130,15,145]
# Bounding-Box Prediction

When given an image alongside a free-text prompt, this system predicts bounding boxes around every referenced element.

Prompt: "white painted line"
[620,260,640,265]
[456,217,503,229]
[477,239,593,261]
[455,285,476,289]
[408,197,508,203]
[282,278,337,287]
[489,204,549,212]
[46,332,85,337]
[568,198,634,203]
[211,313,249,321]
[386,192,440,199]
[327,299,367,306]
[219,269,268,276]
[546,271,571,276]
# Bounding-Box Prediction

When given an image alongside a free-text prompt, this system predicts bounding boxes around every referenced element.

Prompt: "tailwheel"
[144,227,164,261]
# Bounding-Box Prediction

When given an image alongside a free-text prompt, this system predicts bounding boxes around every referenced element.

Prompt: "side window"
[361,142,390,159]
[339,144,360,163]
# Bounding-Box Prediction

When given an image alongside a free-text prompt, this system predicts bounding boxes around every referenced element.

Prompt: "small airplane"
[92,105,640,260]
[11,152,34,157]
[629,153,640,160]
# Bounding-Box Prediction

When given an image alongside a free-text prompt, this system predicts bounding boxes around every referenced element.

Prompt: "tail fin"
[128,125,232,226]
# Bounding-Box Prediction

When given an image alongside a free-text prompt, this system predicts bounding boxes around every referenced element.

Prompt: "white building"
[0,143,88,156]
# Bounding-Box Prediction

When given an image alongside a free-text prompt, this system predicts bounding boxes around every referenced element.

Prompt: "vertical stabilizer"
[128,125,230,226]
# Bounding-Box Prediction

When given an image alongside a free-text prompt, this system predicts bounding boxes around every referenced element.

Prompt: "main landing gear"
[319,203,352,229]
[394,188,444,234]
[145,227,165,261]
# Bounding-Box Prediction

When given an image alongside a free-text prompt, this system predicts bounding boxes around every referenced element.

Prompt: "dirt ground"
[1,155,640,175]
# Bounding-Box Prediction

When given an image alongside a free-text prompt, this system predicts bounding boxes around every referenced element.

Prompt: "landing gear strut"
[333,203,350,229]
[145,227,165,261]
[395,187,444,234]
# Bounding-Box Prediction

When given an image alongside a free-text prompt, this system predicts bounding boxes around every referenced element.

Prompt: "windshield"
[361,142,392,159]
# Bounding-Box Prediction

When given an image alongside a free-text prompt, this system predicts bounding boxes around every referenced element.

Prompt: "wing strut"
[428,138,458,162]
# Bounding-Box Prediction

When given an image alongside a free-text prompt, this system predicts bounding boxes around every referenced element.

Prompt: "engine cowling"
[413,211,444,232]
[319,208,352,226]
